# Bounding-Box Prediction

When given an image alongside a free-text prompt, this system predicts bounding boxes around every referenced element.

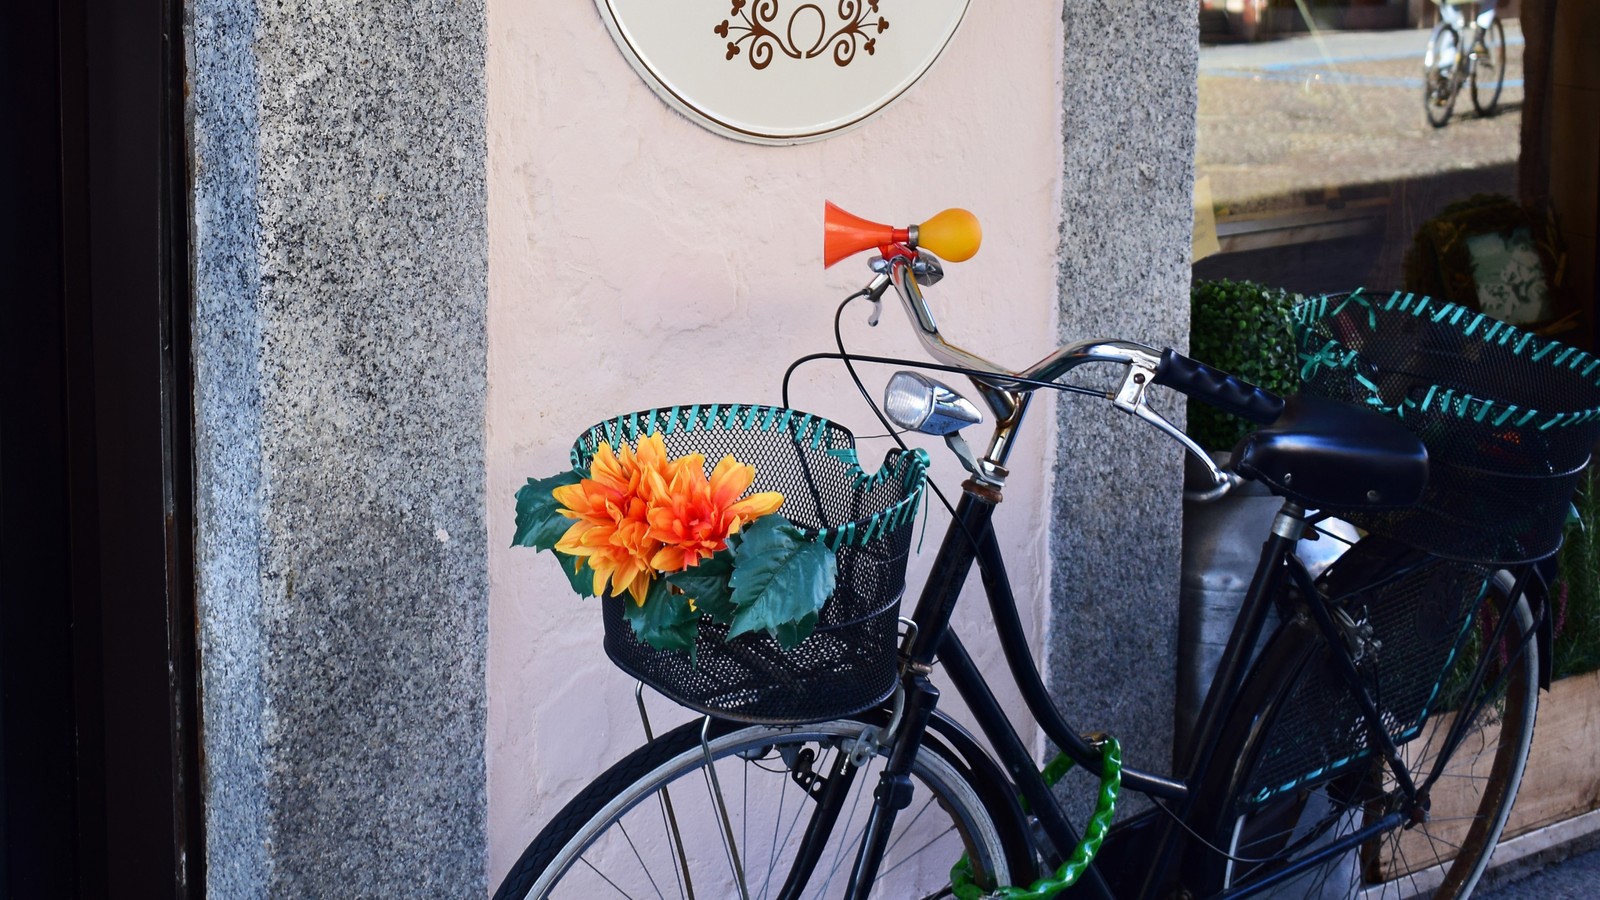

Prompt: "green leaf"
[622,578,701,653]
[513,469,584,551]
[727,517,837,645]
[555,551,595,598]
[771,611,820,651]
[665,549,737,623]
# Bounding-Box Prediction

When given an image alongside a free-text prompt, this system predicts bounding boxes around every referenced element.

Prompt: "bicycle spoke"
[759,765,790,900]
[879,794,940,862]
[654,791,693,899]
[700,761,752,900]
[816,759,874,898]
[580,854,646,900]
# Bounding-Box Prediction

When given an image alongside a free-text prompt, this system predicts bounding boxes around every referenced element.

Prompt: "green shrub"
[1187,279,1302,453]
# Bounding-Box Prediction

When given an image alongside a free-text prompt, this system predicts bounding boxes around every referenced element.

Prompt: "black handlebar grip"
[1152,348,1286,425]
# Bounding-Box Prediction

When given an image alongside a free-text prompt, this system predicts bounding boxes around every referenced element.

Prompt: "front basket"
[572,404,928,725]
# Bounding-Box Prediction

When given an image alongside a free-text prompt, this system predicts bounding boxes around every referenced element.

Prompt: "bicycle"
[1424,0,1507,128]
[495,204,1600,899]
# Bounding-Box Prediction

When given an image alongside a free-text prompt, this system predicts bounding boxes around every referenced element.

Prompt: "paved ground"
[1476,842,1600,898]
[1198,25,1524,214]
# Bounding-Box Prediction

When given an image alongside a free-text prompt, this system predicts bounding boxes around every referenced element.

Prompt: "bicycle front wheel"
[1470,18,1506,116]
[1194,563,1537,899]
[493,714,1027,900]
[1425,24,1462,128]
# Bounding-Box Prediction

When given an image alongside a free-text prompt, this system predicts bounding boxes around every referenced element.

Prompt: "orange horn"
[823,201,909,268]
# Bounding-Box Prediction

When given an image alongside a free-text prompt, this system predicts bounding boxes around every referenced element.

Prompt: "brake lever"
[864,271,891,326]
[1112,362,1230,489]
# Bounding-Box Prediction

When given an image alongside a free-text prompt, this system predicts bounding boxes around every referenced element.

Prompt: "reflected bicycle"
[1425,0,1507,127]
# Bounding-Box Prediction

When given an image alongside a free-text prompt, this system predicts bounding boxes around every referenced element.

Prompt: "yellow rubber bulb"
[916,208,982,262]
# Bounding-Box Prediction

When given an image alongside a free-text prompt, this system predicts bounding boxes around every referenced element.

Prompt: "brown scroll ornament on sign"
[715,1,890,69]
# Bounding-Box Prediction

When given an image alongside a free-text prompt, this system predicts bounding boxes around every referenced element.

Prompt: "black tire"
[493,713,1029,899]
[1470,18,1506,117]
[1191,557,1537,899]
[1425,24,1462,128]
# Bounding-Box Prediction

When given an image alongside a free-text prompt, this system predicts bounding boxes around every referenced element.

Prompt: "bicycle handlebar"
[1152,348,1286,425]
[860,215,1282,490]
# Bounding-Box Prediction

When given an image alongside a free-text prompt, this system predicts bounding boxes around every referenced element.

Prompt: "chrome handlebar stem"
[880,256,1229,488]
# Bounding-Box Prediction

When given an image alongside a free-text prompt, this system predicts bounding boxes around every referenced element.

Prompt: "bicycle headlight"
[882,371,982,436]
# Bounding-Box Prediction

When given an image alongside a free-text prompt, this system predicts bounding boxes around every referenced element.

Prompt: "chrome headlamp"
[882,371,982,436]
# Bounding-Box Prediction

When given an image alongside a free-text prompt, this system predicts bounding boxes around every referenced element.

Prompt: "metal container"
[1175,454,1355,760]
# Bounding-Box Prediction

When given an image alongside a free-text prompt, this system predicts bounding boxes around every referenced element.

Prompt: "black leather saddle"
[1232,394,1428,511]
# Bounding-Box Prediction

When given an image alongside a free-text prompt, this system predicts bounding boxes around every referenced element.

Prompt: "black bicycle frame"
[832,477,1406,900]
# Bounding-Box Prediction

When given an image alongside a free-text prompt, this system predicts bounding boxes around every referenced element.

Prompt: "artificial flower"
[553,436,675,604]
[646,455,784,573]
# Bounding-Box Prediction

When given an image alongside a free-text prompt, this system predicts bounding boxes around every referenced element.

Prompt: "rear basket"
[572,404,927,725]
[1294,290,1600,563]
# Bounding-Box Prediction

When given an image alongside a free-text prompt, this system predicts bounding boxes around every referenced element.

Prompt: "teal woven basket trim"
[864,511,887,544]
[1299,293,1600,431]
[812,451,929,549]
[826,447,858,467]
[793,412,815,445]
[1298,339,1360,382]
[1472,396,1494,423]
[565,406,928,550]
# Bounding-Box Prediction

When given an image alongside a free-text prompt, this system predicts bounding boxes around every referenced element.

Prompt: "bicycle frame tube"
[1137,504,1306,900]
[864,472,1314,899]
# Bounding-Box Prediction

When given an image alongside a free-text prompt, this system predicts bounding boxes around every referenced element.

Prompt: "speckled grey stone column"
[187,0,488,894]
[1048,0,1198,792]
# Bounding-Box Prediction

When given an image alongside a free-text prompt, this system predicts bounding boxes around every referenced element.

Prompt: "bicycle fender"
[924,709,1038,878]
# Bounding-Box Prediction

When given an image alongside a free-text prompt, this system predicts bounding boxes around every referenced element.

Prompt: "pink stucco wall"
[485,2,1067,878]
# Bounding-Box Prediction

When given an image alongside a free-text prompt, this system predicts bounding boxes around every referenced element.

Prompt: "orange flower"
[553,435,679,604]
[553,433,783,603]
[646,455,784,573]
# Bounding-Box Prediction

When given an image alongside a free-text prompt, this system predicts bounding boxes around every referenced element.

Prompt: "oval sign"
[595,1,971,145]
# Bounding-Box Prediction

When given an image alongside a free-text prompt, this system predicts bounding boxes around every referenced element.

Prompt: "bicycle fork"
[839,673,942,898]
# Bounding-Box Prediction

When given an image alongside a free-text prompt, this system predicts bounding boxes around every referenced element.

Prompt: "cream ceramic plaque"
[596,1,970,144]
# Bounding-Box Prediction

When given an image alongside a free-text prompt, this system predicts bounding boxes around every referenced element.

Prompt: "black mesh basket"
[571,404,928,725]
[1240,544,1492,810]
[1294,290,1600,563]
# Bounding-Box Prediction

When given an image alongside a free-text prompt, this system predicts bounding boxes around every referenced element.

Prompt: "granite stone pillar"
[1048,0,1199,787]
[188,0,489,893]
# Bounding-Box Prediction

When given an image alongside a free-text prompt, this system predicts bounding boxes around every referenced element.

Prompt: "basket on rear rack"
[1294,289,1600,565]
[1232,290,1600,811]
[572,404,928,725]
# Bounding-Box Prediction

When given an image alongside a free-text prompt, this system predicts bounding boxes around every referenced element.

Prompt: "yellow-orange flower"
[646,455,784,573]
[553,435,678,604]
[553,433,784,602]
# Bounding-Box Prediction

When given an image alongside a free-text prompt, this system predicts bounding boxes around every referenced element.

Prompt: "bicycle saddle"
[1232,394,1428,511]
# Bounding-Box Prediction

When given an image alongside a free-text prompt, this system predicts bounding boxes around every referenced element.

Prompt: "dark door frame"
[2,0,201,894]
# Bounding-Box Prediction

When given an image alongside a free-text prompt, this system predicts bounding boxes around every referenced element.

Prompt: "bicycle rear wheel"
[1193,560,1537,899]
[1425,24,1461,128]
[493,713,1028,899]
[1470,18,1506,117]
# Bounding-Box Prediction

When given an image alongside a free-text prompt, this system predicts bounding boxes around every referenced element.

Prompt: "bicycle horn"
[823,201,983,268]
